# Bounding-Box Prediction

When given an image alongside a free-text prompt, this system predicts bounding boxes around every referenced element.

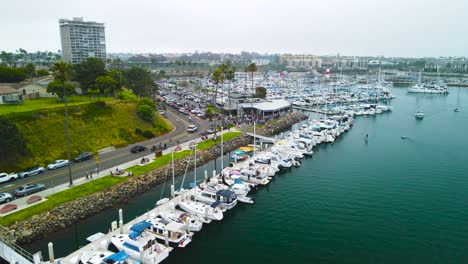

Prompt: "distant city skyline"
[1,0,467,57]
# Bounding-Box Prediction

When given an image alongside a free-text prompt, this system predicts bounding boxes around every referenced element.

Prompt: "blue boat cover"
[234,150,245,155]
[210,201,221,208]
[130,220,152,232]
[189,182,196,188]
[129,231,140,240]
[234,178,243,184]
[103,250,130,263]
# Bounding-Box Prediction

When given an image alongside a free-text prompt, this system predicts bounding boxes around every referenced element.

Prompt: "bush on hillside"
[138,97,156,109]
[137,104,154,122]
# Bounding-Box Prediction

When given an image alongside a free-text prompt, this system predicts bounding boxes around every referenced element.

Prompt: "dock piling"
[48,242,54,263]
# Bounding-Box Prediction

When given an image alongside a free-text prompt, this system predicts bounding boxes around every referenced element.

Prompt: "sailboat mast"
[194,146,197,186]
[221,131,224,171]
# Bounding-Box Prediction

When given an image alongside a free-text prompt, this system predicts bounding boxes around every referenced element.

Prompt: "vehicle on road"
[0,193,13,203]
[74,152,93,163]
[18,166,45,178]
[0,173,18,183]
[187,125,198,132]
[47,159,69,170]
[130,145,147,153]
[15,183,46,197]
[206,128,216,134]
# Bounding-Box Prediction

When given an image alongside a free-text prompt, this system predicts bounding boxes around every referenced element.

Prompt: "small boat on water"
[159,208,203,232]
[415,110,425,119]
[79,249,130,264]
[178,201,223,221]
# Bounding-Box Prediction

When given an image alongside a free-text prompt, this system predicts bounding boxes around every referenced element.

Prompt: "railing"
[0,225,35,263]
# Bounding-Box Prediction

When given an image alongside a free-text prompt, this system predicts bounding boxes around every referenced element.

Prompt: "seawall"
[3,112,306,244]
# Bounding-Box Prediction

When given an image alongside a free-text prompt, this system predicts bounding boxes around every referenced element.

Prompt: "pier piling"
[48,242,54,263]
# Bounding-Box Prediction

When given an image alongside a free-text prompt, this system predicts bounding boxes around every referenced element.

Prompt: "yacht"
[108,226,171,264]
[142,217,192,248]
[178,200,224,221]
[79,249,130,264]
[159,208,203,232]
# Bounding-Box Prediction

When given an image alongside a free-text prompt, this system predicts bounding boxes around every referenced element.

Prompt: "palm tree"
[51,61,75,186]
[244,63,257,117]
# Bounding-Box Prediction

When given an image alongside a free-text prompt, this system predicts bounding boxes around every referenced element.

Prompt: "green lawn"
[0,96,113,115]
[0,176,126,226]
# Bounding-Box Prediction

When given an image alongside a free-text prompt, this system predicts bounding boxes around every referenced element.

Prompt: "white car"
[0,173,18,183]
[47,159,69,170]
[187,125,198,132]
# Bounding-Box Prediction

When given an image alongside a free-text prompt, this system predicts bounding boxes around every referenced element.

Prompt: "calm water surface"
[27,87,468,263]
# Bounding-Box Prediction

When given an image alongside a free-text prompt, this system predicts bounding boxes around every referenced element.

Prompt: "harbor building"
[279,55,322,70]
[59,17,106,64]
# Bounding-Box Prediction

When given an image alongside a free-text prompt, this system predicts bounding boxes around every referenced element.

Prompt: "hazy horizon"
[1,0,467,57]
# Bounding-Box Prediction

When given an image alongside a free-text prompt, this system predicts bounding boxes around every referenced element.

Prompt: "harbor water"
[26,87,468,263]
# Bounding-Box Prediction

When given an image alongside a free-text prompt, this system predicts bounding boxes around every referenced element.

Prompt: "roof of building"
[241,99,291,112]
[0,84,20,95]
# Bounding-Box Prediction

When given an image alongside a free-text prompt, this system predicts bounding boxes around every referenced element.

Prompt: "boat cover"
[103,250,130,263]
[234,178,243,184]
[210,201,221,208]
[130,221,151,235]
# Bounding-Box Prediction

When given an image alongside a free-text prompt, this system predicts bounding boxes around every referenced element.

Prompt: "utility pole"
[64,87,73,186]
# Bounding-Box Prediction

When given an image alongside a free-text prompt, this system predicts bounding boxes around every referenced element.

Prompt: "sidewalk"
[0,128,239,217]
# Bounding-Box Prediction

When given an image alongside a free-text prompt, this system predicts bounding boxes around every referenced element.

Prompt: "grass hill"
[0,97,172,171]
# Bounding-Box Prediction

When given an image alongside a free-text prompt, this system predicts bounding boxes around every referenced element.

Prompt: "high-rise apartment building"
[59,17,106,64]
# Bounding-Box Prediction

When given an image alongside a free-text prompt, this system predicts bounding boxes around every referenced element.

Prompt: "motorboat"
[178,200,223,221]
[79,249,130,264]
[159,208,203,232]
[415,111,424,119]
[143,217,193,248]
[108,225,171,264]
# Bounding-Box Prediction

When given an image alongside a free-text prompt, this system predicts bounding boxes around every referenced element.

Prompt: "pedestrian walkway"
[0,128,239,217]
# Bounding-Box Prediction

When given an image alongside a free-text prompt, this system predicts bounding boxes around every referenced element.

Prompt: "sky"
[1,0,467,57]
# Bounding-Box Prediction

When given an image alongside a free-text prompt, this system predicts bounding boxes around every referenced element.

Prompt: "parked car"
[130,145,147,153]
[159,110,167,116]
[187,125,198,132]
[15,183,46,197]
[47,159,69,170]
[206,128,216,134]
[0,193,13,203]
[74,152,93,163]
[18,166,45,178]
[0,173,18,183]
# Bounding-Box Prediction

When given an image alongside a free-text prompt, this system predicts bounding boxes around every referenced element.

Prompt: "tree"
[0,117,30,171]
[124,67,156,97]
[24,63,36,79]
[255,87,267,99]
[47,80,75,98]
[0,66,26,82]
[74,58,107,92]
[244,62,257,116]
[95,75,118,95]
[36,69,50,77]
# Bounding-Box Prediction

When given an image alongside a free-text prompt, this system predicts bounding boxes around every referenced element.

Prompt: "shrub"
[137,104,154,122]
[142,130,154,139]
[138,97,156,109]
[135,128,143,135]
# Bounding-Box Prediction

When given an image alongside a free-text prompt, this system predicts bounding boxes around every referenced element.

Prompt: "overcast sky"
[1,0,467,57]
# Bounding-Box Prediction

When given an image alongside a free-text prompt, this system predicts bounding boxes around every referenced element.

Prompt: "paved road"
[0,106,212,196]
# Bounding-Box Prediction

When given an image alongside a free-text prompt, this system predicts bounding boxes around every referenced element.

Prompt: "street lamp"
[64,85,73,186]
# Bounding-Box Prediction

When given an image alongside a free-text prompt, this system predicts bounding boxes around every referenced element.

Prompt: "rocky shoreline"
[3,112,306,244]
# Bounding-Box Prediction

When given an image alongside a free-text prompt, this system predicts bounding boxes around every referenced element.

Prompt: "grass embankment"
[5,99,173,169]
[0,131,242,226]
[0,96,113,115]
[128,131,241,176]
[0,176,126,226]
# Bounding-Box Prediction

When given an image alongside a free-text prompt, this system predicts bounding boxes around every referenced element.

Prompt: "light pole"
[64,86,73,186]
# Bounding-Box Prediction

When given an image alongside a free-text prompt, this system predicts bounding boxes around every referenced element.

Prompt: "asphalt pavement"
[0,106,212,197]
